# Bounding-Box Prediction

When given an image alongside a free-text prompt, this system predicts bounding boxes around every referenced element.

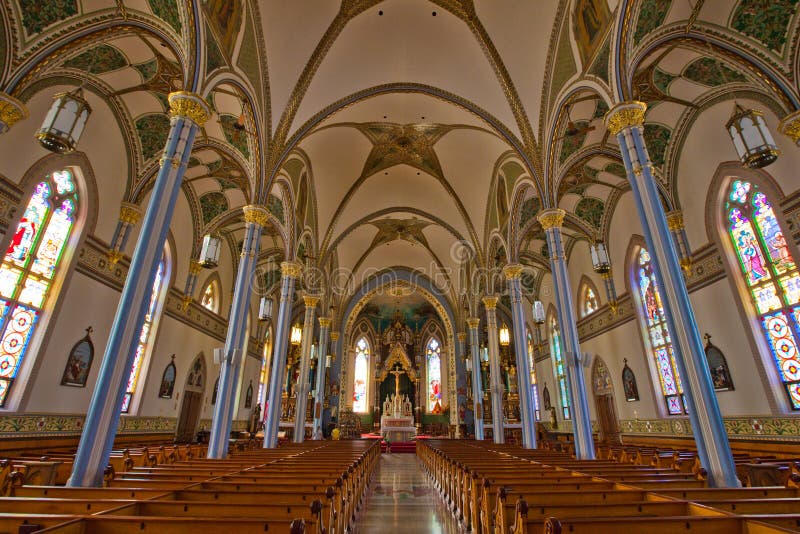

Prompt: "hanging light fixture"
[532,301,546,325]
[499,323,510,347]
[258,297,273,321]
[199,234,222,268]
[325,354,332,368]
[36,88,92,154]
[726,104,779,168]
[590,242,611,274]
[465,356,472,371]
[290,324,302,346]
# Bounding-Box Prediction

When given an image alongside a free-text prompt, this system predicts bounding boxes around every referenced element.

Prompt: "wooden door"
[594,393,620,445]
[176,391,202,442]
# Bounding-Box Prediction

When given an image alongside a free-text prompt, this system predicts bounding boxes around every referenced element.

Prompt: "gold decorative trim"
[181,294,192,311]
[601,269,614,280]
[167,91,211,127]
[0,92,29,132]
[318,317,331,328]
[280,261,303,278]
[188,262,202,275]
[119,202,142,225]
[666,210,684,231]
[482,296,499,309]
[604,101,647,135]
[502,263,524,280]
[329,331,340,342]
[466,318,481,329]
[303,294,320,308]
[457,332,467,342]
[106,249,123,266]
[537,208,566,230]
[779,110,800,145]
[242,204,270,227]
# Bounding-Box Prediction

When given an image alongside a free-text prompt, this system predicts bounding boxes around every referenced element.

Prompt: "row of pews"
[419,439,800,534]
[0,439,380,533]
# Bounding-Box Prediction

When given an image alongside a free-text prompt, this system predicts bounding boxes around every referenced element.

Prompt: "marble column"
[504,264,537,449]
[538,209,595,460]
[263,262,302,448]
[0,92,28,134]
[293,295,319,443]
[107,202,142,266]
[483,296,505,444]
[207,205,267,458]
[606,101,738,486]
[181,261,202,310]
[312,317,331,438]
[69,92,210,486]
[466,318,484,440]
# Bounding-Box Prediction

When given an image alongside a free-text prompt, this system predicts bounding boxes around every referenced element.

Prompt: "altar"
[377,312,419,442]
[380,392,416,442]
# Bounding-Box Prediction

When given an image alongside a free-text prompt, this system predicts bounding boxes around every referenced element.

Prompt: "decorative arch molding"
[339,271,458,425]
[591,355,614,396]
[184,352,207,394]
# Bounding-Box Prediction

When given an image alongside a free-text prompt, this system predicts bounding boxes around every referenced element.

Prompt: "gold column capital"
[482,296,499,309]
[107,250,123,266]
[601,269,614,280]
[666,210,685,231]
[604,101,647,135]
[330,332,340,342]
[281,261,303,278]
[303,294,320,308]
[466,318,481,329]
[168,91,211,126]
[502,263,524,280]
[457,332,467,342]
[188,261,203,275]
[242,204,270,227]
[318,317,331,328]
[537,209,566,230]
[779,109,800,144]
[119,202,142,225]
[0,92,29,133]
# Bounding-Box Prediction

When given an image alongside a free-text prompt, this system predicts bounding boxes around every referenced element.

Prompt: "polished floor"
[353,453,461,533]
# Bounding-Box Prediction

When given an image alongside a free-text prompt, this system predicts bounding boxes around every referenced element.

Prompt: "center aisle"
[353,452,460,533]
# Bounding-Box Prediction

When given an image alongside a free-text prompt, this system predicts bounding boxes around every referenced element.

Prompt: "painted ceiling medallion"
[355,122,452,179]
[368,217,431,249]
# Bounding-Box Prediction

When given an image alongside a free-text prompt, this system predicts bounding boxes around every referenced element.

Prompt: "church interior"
[2,0,800,532]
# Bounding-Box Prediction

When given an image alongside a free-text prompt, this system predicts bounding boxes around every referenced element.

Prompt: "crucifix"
[389,364,405,398]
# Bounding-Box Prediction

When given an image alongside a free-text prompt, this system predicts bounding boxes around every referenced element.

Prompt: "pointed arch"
[547,304,571,419]
[526,327,541,420]
[199,272,222,314]
[352,336,370,414]
[577,274,601,318]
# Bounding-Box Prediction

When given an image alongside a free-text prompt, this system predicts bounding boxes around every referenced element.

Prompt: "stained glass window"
[200,280,219,313]
[0,170,78,407]
[256,328,272,409]
[427,337,442,411]
[634,247,686,415]
[726,180,800,409]
[582,285,599,317]
[548,316,570,419]
[352,337,369,413]
[526,330,541,420]
[121,255,167,413]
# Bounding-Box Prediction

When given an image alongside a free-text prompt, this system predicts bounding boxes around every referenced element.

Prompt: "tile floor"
[353,454,461,533]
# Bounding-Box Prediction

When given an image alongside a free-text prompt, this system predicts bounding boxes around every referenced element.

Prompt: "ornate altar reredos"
[378,313,418,441]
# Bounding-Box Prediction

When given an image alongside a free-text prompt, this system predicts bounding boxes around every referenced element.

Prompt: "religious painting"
[203,0,243,58]
[60,327,94,387]
[244,380,253,409]
[573,0,611,66]
[622,358,639,401]
[158,355,176,398]
[704,335,734,391]
[211,377,219,405]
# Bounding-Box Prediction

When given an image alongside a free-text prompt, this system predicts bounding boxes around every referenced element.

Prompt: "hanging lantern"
[36,88,92,154]
[590,242,611,274]
[481,347,489,362]
[499,323,510,347]
[465,356,472,371]
[532,301,546,325]
[726,104,779,168]
[258,297,273,321]
[290,324,302,346]
[199,234,222,268]
[325,354,332,368]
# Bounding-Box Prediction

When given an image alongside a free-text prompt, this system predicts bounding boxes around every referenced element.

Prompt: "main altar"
[380,366,416,442]
[377,311,419,442]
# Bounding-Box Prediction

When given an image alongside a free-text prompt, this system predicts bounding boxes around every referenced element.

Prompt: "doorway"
[591,357,620,444]
[176,354,206,443]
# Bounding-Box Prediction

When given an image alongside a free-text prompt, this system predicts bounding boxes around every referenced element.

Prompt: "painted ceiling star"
[368,218,432,249]
[354,123,452,180]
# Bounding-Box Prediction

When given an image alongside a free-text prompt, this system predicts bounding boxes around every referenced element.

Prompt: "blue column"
[107,202,142,266]
[504,265,537,449]
[68,92,210,486]
[207,205,266,458]
[466,318,484,440]
[263,262,302,448]
[606,101,738,487]
[312,317,331,438]
[483,297,505,444]
[293,295,319,443]
[538,209,595,460]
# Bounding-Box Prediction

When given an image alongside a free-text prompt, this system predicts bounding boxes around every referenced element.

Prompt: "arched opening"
[176,354,206,442]
[591,356,620,444]
[352,337,370,414]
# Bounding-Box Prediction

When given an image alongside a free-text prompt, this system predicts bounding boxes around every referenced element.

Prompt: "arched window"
[725,180,800,409]
[633,247,686,415]
[581,285,599,317]
[122,252,169,413]
[352,337,369,413]
[548,316,570,419]
[200,279,219,313]
[256,327,272,408]
[0,169,79,407]
[526,329,541,420]
[427,337,442,411]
